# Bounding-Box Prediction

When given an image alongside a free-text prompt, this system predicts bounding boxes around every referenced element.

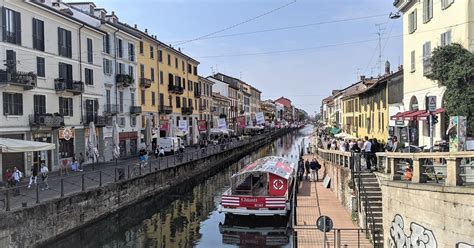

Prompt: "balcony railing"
[116,74,134,88]
[168,84,184,95]
[29,114,64,128]
[423,58,432,76]
[0,69,37,90]
[103,104,120,115]
[181,107,194,115]
[84,115,107,127]
[130,106,142,115]
[194,89,201,98]
[140,78,152,88]
[54,79,84,95]
[199,105,206,112]
[159,105,173,115]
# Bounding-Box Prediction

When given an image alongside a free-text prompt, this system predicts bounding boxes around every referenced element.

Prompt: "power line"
[174,0,297,46]
[169,13,388,44]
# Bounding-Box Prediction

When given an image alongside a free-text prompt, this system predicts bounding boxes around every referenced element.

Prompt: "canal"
[43,126,313,248]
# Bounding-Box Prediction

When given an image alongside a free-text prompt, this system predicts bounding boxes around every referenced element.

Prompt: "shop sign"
[256,112,265,125]
[59,128,74,140]
[178,120,188,131]
[198,120,207,131]
[160,119,169,131]
[395,120,405,126]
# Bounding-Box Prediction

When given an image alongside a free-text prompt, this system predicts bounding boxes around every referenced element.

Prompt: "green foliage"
[428,43,474,135]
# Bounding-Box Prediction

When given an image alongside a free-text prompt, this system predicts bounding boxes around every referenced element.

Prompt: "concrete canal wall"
[0,129,293,248]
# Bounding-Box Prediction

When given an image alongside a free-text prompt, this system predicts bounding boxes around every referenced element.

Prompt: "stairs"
[356,172,384,247]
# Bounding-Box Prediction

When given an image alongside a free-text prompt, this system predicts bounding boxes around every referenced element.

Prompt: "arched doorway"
[409,96,419,146]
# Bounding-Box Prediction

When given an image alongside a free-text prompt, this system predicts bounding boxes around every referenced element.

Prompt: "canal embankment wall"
[0,129,294,248]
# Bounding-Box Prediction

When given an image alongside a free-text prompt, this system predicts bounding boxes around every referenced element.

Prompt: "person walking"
[40,161,49,190]
[11,167,22,196]
[362,136,372,171]
[71,154,78,172]
[391,136,400,152]
[27,164,38,188]
[159,147,165,158]
[154,147,159,159]
[297,159,305,181]
[304,160,310,181]
[309,159,320,182]
[4,169,13,188]
[139,147,147,168]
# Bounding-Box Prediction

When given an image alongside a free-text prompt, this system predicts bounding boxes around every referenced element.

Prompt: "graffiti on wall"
[389,214,437,248]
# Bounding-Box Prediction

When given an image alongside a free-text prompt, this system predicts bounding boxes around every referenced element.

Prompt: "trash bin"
[117,168,125,180]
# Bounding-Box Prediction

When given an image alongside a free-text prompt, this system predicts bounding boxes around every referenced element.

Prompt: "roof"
[234,156,295,179]
[358,69,403,96]
[199,76,215,85]
[212,92,230,102]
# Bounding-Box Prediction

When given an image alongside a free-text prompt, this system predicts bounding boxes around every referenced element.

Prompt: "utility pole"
[375,23,385,76]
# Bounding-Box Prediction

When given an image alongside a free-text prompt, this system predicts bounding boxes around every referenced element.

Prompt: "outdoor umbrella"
[193,119,199,145]
[169,119,175,137]
[0,138,55,153]
[145,117,153,152]
[112,121,120,164]
[87,122,99,169]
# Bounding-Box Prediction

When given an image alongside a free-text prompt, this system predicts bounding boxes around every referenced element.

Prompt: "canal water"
[44,126,313,248]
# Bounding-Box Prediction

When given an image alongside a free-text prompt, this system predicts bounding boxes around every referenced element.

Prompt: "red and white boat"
[219,156,296,216]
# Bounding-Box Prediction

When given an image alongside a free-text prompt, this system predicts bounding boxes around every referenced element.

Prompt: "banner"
[198,120,207,132]
[160,120,169,131]
[178,120,188,131]
[218,118,227,129]
[237,116,246,129]
[256,112,265,125]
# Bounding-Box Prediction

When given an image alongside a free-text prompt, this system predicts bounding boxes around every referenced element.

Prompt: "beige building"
[394,0,474,147]
[198,76,214,125]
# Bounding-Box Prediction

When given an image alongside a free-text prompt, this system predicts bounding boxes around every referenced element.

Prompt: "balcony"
[130,106,142,115]
[199,105,206,112]
[140,78,152,88]
[29,114,64,128]
[116,74,134,88]
[181,107,194,115]
[168,84,184,95]
[0,69,37,90]
[54,79,84,95]
[423,58,432,77]
[103,104,120,115]
[194,89,201,98]
[159,105,173,115]
[84,115,107,127]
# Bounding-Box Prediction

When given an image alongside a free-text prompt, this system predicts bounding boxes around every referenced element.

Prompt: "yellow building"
[341,81,371,137]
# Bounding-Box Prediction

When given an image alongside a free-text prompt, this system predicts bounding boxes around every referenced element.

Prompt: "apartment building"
[198,76,214,124]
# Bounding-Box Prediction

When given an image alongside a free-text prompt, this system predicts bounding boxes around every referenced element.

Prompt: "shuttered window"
[3,92,23,115]
[1,7,21,45]
[85,68,94,85]
[33,95,46,115]
[58,27,72,58]
[103,33,110,54]
[37,57,45,77]
[410,51,416,72]
[59,97,73,116]
[440,30,452,46]
[87,38,93,63]
[408,10,417,34]
[441,0,454,10]
[32,18,44,51]
[58,63,73,82]
[423,0,433,23]
[103,59,112,75]
[6,50,16,71]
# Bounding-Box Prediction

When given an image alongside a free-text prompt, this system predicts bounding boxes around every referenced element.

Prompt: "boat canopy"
[233,156,295,180]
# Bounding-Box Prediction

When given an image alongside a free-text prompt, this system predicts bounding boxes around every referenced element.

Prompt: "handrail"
[356,156,379,246]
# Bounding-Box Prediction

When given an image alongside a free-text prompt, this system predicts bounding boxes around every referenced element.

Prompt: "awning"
[390,110,415,121]
[418,108,446,120]
[403,110,427,121]
[0,138,56,153]
[330,127,341,135]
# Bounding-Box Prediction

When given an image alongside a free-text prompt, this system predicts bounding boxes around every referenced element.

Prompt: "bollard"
[99,170,102,186]
[36,184,40,204]
[82,174,85,191]
[60,178,64,197]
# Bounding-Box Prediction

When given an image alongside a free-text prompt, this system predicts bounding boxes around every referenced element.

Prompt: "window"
[167,54,171,65]
[103,59,112,75]
[32,18,44,51]
[408,10,417,34]
[168,95,172,107]
[58,27,72,58]
[175,57,178,68]
[188,80,193,91]
[119,91,124,112]
[85,99,98,121]
[423,0,433,23]
[58,97,73,116]
[150,46,154,59]
[128,65,134,78]
[182,78,186,89]
[150,68,155,82]
[139,41,144,54]
[187,64,192,73]
[85,68,94,85]
[193,66,197,76]
[159,93,164,106]
[151,92,156,106]
[6,50,16,71]
[410,50,416,72]
[3,92,22,115]
[130,116,136,127]
[2,8,21,45]
[158,50,163,62]
[117,62,125,74]
[37,57,45,77]
[182,97,187,107]
[141,90,145,105]
[182,61,185,71]
[188,99,193,108]
[440,30,452,46]
[423,41,432,75]
[34,95,46,115]
[441,0,454,9]
[159,71,163,85]
[58,62,73,82]
[119,117,125,127]
[131,92,135,107]
[176,96,181,108]
[103,33,110,54]
[129,43,135,61]
[140,64,145,79]
[168,73,174,85]
[117,38,123,58]
[106,90,111,106]
[86,38,93,63]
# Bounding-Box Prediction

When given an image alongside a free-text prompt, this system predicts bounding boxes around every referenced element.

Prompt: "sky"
[95,0,403,115]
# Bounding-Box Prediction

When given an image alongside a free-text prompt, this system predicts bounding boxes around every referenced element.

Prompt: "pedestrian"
[297,159,304,181]
[78,153,85,172]
[27,164,38,188]
[159,147,165,157]
[40,161,49,190]
[4,169,13,188]
[309,159,320,182]
[351,142,361,153]
[12,167,22,196]
[71,154,78,172]
[154,147,159,159]
[139,147,147,168]
[391,136,400,152]
[362,136,372,171]
[304,160,310,180]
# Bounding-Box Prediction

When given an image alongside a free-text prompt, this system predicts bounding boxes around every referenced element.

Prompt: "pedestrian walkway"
[294,176,372,247]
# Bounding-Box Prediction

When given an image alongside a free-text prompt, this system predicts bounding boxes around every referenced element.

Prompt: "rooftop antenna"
[375,23,386,76]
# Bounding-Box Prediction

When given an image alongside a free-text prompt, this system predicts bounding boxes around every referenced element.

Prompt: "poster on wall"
[217,118,227,129]
[178,120,188,132]
[256,112,265,125]
[447,116,467,151]
[198,120,207,132]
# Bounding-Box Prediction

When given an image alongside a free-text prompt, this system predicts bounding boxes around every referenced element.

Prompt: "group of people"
[298,158,321,182]
[3,161,50,195]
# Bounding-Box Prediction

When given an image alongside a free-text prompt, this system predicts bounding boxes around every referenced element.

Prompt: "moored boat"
[218,156,296,216]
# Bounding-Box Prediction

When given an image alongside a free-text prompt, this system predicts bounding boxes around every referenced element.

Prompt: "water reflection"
[44,126,313,248]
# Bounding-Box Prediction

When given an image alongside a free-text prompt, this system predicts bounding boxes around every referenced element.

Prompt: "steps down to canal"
[356,172,383,247]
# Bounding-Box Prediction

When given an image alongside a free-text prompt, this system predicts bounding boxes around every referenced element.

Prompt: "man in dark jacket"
[304,160,310,181]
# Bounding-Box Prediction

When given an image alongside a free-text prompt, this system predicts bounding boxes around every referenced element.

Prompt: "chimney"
[145,29,148,34]
[360,75,366,81]
[178,47,181,52]
[385,60,391,75]
[134,24,137,29]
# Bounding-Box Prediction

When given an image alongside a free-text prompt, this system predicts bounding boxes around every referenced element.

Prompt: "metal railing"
[293,228,373,248]
[0,128,292,212]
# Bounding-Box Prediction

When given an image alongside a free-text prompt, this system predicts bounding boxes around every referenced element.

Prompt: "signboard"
[316,216,333,232]
[256,112,265,125]
[218,118,227,129]
[160,120,169,131]
[198,120,207,132]
[237,116,246,129]
[59,128,74,140]
[178,120,188,131]
[427,96,437,112]
[395,120,405,127]
[322,175,331,188]
[268,174,287,196]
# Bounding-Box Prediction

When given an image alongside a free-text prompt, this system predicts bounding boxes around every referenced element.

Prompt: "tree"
[428,43,474,135]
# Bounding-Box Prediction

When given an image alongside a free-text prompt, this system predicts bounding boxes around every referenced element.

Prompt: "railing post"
[5,189,10,211]
[99,170,102,186]
[412,157,425,183]
[82,174,85,191]
[446,157,462,186]
[60,178,64,197]
[389,157,396,180]
[36,184,40,204]
[114,168,117,182]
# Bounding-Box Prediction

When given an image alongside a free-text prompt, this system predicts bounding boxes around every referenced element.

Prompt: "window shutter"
[32,19,37,49]
[66,30,72,57]
[67,64,73,82]
[6,50,16,72]
[447,30,451,45]
[58,97,63,115]
[58,28,62,55]
[413,10,417,31]
[18,94,23,115]
[3,92,8,115]
[15,11,21,44]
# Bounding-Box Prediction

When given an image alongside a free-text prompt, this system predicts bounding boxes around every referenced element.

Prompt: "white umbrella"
[112,122,120,160]
[193,119,199,145]
[0,138,55,153]
[87,122,99,163]
[145,117,153,152]
[169,119,175,137]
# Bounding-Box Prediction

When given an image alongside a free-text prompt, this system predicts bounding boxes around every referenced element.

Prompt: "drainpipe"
[113,29,119,119]
[78,24,85,125]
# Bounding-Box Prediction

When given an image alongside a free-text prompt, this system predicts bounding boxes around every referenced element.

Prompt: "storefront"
[1,134,26,180]
[59,127,75,170]
[32,132,53,171]
[119,131,138,157]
